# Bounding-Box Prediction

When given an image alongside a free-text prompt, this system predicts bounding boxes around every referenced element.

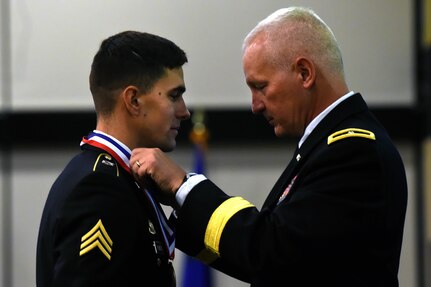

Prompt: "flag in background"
[181,110,213,287]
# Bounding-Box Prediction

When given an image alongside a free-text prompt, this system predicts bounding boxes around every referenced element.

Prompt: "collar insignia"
[148,219,156,235]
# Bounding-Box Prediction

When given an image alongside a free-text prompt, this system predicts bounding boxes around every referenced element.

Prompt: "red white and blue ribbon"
[81,130,175,259]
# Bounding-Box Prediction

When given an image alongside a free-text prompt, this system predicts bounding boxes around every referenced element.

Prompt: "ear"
[294,57,315,89]
[122,85,141,116]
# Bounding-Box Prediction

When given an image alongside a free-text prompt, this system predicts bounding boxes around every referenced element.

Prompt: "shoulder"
[52,151,123,201]
[57,151,121,186]
[91,153,120,177]
[322,127,381,160]
[318,125,401,170]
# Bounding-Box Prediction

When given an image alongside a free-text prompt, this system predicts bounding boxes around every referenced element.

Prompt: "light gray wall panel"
[10,0,413,110]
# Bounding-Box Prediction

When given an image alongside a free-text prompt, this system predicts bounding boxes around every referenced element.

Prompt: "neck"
[306,78,349,128]
[95,115,135,150]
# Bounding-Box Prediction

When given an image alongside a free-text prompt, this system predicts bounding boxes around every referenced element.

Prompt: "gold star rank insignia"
[80,219,113,260]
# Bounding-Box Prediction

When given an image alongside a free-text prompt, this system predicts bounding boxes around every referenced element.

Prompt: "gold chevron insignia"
[80,219,113,260]
[327,128,376,145]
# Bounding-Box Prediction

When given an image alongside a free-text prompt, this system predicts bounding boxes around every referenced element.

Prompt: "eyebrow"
[170,85,186,94]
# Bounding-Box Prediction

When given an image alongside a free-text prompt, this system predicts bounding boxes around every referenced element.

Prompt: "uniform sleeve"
[50,172,142,286]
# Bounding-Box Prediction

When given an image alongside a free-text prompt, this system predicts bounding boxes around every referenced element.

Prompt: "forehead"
[243,38,277,79]
[153,67,185,89]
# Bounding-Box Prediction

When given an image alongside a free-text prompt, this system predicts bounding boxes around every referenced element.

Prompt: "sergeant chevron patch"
[80,219,113,260]
[327,128,375,145]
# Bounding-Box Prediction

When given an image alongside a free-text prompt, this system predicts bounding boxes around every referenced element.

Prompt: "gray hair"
[243,7,345,78]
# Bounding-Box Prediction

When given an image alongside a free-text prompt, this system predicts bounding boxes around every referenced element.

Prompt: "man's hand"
[131,148,186,207]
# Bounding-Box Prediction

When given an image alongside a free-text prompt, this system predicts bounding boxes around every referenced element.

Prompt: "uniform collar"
[80,130,132,173]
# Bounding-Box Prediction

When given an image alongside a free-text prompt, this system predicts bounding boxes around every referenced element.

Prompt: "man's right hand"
[131,148,186,207]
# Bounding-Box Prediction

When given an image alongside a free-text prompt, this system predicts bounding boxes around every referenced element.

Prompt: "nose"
[177,98,191,120]
[251,93,264,114]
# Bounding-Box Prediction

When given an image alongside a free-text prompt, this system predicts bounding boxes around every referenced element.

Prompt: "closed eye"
[168,86,186,101]
[249,82,267,92]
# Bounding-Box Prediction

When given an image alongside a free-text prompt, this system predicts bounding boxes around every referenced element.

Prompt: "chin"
[274,129,298,138]
[274,127,286,137]
[160,142,176,153]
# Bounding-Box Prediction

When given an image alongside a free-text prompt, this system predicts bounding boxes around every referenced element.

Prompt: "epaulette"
[327,128,376,145]
[92,153,119,177]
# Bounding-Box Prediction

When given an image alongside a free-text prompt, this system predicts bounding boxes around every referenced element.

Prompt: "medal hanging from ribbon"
[81,130,176,259]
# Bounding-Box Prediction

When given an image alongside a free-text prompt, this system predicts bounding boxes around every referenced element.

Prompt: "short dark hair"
[89,31,188,115]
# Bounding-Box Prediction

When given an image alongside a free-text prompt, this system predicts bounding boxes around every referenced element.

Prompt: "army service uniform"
[174,93,408,287]
[36,131,175,287]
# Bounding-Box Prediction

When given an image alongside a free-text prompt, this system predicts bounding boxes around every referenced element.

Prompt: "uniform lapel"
[262,146,301,209]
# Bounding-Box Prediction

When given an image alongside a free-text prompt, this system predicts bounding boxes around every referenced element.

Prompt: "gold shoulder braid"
[327,128,376,145]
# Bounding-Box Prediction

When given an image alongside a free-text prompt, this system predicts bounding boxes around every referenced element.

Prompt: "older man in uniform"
[130,7,408,287]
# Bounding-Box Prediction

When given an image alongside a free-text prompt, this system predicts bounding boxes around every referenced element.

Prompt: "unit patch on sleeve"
[327,128,376,145]
[80,219,113,260]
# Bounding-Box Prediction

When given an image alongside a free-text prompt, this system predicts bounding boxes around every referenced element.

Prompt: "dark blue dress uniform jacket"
[36,144,174,287]
[174,93,408,287]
